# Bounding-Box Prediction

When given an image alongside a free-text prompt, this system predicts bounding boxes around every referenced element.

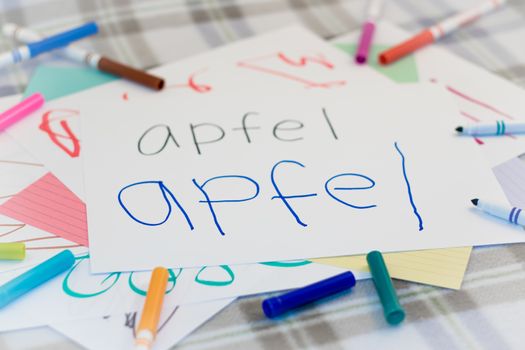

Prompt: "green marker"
[0,243,25,260]
[366,250,405,325]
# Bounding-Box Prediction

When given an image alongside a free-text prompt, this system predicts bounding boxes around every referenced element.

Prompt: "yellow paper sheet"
[312,246,472,289]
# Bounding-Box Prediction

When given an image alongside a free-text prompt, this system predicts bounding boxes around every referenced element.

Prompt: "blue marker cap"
[262,271,356,318]
[0,249,75,309]
[27,22,98,57]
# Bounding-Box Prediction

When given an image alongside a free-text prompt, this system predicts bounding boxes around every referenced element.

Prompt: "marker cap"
[378,30,434,65]
[366,250,405,325]
[262,271,356,318]
[0,249,75,309]
[0,242,25,260]
[27,22,98,57]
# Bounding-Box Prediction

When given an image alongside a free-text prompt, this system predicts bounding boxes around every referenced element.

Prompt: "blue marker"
[0,22,98,69]
[262,271,356,318]
[0,250,75,309]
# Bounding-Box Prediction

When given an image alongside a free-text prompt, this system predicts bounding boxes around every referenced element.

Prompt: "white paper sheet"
[75,79,521,273]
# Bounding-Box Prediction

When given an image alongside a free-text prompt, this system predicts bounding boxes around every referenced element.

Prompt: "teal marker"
[366,250,405,325]
[0,250,75,309]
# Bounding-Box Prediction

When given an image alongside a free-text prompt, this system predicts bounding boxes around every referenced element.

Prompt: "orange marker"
[379,0,506,65]
[135,267,169,350]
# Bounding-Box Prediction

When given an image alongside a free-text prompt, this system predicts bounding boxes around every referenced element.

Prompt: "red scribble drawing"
[460,111,481,122]
[123,92,129,101]
[39,109,81,158]
[237,52,346,89]
[473,137,484,145]
[431,78,515,120]
[167,69,212,93]
[276,52,335,68]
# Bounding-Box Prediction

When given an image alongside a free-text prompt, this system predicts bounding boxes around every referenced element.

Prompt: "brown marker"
[97,57,164,90]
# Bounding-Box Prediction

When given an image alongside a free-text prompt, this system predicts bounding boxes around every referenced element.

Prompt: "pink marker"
[355,0,384,64]
[0,93,44,131]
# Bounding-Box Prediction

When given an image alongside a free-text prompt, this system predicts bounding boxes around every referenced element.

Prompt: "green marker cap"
[0,242,26,261]
[366,250,405,325]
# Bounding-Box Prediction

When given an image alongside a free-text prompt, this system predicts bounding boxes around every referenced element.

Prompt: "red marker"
[379,0,506,65]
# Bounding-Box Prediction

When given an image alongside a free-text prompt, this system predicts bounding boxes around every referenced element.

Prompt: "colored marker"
[0,93,45,132]
[0,22,98,69]
[0,243,25,260]
[262,271,356,318]
[135,267,169,350]
[378,0,506,65]
[0,250,75,309]
[366,250,405,325]
[456,121,525,136]
[471,198,524,226]
[355,0,383,64]
[3,23,165,90]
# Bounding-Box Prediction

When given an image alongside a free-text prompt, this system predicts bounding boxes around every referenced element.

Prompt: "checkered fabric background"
[1,1,525,349]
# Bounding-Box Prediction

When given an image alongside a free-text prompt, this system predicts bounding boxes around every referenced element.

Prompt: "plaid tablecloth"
[1,1,525,349]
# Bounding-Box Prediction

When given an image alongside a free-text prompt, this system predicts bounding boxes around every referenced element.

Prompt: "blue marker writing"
[270,160,317,227]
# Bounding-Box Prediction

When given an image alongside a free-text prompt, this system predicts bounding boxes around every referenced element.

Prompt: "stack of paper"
[0,22,524,349]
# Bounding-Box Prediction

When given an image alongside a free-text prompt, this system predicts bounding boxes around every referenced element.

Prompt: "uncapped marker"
[456,121,525,136]
[135,267,169,350]
[0,22,98,69]
[379,0,506,64]
[471,198,524,226]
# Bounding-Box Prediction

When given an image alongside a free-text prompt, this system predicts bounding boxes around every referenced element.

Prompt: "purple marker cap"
[355,21,376,64]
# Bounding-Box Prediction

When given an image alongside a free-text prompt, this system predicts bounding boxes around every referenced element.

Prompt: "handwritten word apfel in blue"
[119,143,423,235]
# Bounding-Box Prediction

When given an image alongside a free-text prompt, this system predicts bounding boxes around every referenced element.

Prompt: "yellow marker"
[0,242,25,260]
[135,267,169,350]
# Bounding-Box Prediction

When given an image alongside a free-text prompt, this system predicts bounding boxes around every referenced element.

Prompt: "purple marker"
[355,0,384,64]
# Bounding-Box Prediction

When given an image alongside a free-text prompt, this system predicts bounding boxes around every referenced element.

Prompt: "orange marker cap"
[135,267,169,349]
[378,30,434,65]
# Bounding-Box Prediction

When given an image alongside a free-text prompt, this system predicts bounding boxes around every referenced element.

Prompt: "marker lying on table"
[0,93,45,132]
[378,0,506,65]
[0,22,98,69]
[367,250,405,325]
[262,271,356,318]
[0,250,75,309]
[135,267,169,350]
[355,0,383,64]
[456,121,525,136]
[3,23,165,90]
[0,243,25,260]
[471,198,524,226]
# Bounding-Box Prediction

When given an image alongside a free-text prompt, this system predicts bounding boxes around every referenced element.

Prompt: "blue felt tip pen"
[0,250,75,309]
[262,271,356,318]
[0,22,98,69]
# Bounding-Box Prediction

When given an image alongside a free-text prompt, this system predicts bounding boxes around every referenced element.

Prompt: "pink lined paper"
[0,172,88,246]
